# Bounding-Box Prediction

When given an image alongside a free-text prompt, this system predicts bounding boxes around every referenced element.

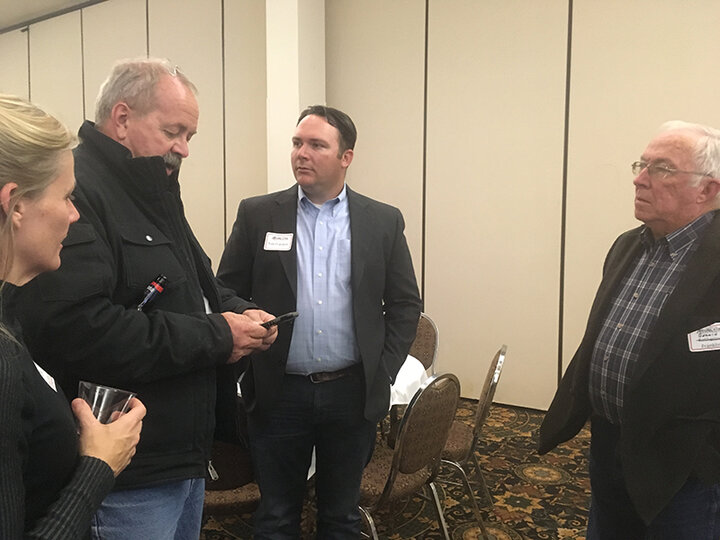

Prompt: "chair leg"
[472,453,494,506]
[428,482,451,540]
[441,459,491,540]
[358,506,379,540]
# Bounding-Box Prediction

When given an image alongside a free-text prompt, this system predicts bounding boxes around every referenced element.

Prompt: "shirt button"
[616,323,623,329]
[319,221,324,225]
[317,357,322,362]
[145,235,153,242]
[317,330,323,335]
[317,272,323,277]
[633,292,639,299]
[318,246,323,251]
[317,300,323,305]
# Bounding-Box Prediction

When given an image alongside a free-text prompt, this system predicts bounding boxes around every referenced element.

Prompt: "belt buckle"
[309,372,329,384]
[309,370,343,384]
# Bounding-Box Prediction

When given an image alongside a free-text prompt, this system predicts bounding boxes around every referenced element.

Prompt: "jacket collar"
[77,121,177,197]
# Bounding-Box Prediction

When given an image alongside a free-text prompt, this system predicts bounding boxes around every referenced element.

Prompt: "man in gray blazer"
[539,121,720,538]
[217,105,422,539]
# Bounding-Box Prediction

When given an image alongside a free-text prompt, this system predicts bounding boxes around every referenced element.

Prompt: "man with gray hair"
[539,121,720,538]
[15,58,278,539]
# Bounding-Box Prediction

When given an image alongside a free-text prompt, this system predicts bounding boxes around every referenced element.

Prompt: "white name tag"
[264,232,293,251]
[688,323,720,352]
[33,362,57,392]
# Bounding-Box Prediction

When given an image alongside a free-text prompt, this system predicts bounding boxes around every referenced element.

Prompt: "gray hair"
[658,120,720,181]
[94,58,197,126]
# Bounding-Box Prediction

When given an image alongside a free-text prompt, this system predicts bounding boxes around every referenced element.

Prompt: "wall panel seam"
[558,0,574,386]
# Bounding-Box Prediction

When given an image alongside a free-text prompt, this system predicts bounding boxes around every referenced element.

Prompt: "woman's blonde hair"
[0,94,76,281]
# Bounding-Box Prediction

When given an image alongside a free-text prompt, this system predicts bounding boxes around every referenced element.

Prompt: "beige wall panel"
[148,0,225,267]
[426,0,567,408]
[29,12,83,132]
[82,0,147,121]
[0,29,29,98]
[563,0,720,371]
[325,0,425,277]
[224,0,268,234]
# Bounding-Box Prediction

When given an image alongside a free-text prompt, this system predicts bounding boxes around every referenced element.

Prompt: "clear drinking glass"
[77,380,136,424]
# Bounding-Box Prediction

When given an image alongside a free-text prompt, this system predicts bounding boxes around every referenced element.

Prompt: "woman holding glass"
[0,94,146,539]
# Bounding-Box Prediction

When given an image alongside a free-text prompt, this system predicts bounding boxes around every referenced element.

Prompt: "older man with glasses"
[540,121,720,539]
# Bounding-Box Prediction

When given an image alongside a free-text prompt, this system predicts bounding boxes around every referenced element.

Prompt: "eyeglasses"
[631,160,711,180]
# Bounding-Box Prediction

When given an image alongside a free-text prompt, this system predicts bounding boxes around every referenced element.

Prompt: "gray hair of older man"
[94,58,197,126]
[658,120,720,183]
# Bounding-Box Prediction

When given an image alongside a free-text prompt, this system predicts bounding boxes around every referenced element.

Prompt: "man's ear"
[700,177,720,204]
[341,148,354,169]
[109,102,132,140]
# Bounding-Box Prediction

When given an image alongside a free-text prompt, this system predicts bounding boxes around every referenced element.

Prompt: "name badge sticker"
[688,322,720,352]
[34,362,57,392]
[264,232,293,251]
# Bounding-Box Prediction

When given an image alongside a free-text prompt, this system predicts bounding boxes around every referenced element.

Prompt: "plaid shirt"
[588,211,716,424]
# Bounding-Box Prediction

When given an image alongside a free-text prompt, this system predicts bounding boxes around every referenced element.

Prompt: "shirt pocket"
[118,223,188,291]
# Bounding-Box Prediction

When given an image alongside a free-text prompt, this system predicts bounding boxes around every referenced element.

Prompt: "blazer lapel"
[583,230,645,350]
[271,186,299,299]
[630,213,720,391]
[348,187,371,295]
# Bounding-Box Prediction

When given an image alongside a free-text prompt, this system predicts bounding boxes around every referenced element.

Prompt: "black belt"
[306,364,360,384]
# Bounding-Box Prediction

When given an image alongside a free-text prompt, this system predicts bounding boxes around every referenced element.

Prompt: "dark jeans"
[588,416,720,540]
[247,365,376,540]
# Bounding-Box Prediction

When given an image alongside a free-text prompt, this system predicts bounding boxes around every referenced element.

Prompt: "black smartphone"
[260,311,299,328]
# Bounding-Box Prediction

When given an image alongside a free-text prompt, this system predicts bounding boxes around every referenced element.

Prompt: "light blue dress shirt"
[286,185,359,374]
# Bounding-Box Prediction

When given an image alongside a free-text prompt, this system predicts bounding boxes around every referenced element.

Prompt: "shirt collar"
[641,210,717,258]
[298,184,347,212]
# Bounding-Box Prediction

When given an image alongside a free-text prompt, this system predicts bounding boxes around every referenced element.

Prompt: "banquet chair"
[359,373,465,540]
[408,312,439,374]
[441,344,507,511]
[385,313,441,443]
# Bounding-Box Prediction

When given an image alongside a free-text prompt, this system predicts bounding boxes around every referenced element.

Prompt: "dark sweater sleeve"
[25,457,114,540]
[0,340,114,540]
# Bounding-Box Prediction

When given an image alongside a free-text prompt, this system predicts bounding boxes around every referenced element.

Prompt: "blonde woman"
[0,95,146,539]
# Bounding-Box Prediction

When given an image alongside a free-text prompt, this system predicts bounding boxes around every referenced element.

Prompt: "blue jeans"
[248,366,377,540]
[587,417,720,540]
[90,478,205,540]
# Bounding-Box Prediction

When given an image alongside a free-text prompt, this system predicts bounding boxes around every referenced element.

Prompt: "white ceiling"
[0,0,96,33]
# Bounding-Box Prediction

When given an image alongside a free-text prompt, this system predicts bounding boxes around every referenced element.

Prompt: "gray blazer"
[217,184,422,423]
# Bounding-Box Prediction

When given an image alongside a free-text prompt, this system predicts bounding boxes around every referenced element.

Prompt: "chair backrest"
[472,345,507,441]
[393,373,460,475]
[408,313,439,373]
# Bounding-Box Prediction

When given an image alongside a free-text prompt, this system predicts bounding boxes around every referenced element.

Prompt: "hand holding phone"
[261,311,299,329]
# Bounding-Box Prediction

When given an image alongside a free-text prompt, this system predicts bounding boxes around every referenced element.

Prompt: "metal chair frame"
[440,345,507,523]
[360,373,461,540]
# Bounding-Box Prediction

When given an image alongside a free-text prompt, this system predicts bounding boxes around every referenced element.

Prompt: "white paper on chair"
[390,355,429,407]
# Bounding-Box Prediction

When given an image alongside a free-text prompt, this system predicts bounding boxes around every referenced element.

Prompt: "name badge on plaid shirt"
[688,322,720,352]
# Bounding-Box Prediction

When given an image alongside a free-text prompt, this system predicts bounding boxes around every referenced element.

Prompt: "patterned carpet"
[200,400,591,539]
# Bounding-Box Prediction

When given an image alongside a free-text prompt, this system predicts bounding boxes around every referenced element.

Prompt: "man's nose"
[173,139,190,158]
[295,143,309,159]
[633,168,649,187]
